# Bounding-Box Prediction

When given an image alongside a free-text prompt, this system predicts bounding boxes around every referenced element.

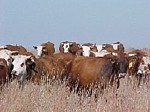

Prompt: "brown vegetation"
[0,76,149,112]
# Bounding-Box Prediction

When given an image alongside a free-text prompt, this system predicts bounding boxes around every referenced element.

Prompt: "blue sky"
[1,0,150,50]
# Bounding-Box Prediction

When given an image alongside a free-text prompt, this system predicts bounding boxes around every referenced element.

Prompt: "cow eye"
[21,63,24,67]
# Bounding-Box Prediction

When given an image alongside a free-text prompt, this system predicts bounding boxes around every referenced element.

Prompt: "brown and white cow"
[33,41,55,57]
[126,49,148,86]
[111,42,125,53]
[59,41,82,56]
[11,55,36,87]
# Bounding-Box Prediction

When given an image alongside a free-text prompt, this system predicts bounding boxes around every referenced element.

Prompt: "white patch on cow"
[112,52,118,56]
[0,49,13,65]
[34,46,44,56]
[119,73,126,78]
[81,46,91,56]
[0,45,7,49]
[91,50,111,57]
[128,53,136,56]
[143,56,150,65]
[63,43,70,53]
[96,45,103,52]
[111,43,120,50]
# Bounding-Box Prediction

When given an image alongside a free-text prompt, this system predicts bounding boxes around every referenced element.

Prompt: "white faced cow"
[11,55,35,87]
[81,45,91,57]
[33,46,46,57]
[33,41,55,57]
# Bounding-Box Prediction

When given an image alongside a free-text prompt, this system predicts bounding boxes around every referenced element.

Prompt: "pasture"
[0,75,149,112]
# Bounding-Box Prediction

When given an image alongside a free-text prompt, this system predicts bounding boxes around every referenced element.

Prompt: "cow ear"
[33,46,37,49]
[11,51,19,56]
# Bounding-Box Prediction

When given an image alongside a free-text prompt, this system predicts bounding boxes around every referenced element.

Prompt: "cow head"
[33,46,46,57]
[11,55,36,80]
[111,54,128,78]
[81,45,91,56]
[59,42,74,53]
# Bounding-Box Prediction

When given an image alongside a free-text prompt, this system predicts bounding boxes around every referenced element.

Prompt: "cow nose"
[119,73,126,78]
[11,70,16,75]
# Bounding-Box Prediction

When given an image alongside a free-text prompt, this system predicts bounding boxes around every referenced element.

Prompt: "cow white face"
[33,46,46,56]
[11,55,30,76]
[111,43,120,50]
[81,46,91,56]
[63,43,70,53]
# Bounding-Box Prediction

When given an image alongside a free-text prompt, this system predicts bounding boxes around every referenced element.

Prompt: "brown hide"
[41,41,55,56]
[53,52,75,63]
[33,56,72,83]
[70,56,113,88]
[0,58,8,85]
[6,45,27,53]
[82,43,94,46]
[103,44,115,52]
[69,43,82,55]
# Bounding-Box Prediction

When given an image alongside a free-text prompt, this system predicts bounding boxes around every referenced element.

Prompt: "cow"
[11,55,36,88]
[69,53,128,95]
[111,42,125,53]
[137,56,150,83]
[0,58,8,86]
[33,41,55,57]
[127,49,147,86]
[59,41,74,53]
[59,41,82,55]
[32,56,72,84]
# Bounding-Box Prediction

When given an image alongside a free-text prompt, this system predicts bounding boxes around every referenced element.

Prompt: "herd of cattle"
[0,41,150,92]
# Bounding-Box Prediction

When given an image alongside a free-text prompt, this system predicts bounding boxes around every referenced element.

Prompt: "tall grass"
[0,76,149,112]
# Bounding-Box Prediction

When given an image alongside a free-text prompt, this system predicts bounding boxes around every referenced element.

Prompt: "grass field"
[0,76,149,112]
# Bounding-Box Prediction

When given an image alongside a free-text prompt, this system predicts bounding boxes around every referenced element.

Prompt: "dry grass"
[0,76,149,112]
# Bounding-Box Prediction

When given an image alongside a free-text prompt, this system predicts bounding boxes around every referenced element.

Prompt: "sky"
[0,0,150,50]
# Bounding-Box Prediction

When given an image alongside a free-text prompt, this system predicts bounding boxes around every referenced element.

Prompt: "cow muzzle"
[11,70,17,79]
[118,73,126,78]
